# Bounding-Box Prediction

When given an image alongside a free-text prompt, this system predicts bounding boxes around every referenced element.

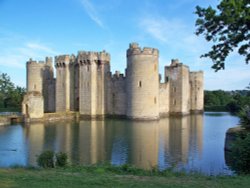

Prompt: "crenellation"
[23,42,204,120]
[127,43,159,57]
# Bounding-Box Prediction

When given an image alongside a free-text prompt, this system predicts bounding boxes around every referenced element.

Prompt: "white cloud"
[139,16,186,43]
[0,40,58,69]
[80,0,104,28]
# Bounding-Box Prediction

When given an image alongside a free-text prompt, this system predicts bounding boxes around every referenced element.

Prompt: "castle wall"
[126,43,159,120]
[55,55,71,112]
[190,71,204,112]
[46,79,56,112]
[159,83,169,116]
[43,57,55,112]
[22,91,44,119]
[109,73,127,116]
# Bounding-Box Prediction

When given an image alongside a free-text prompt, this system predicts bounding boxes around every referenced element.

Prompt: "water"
[0,112,239,175]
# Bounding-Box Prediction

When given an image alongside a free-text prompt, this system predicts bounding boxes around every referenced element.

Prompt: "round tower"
[126,43,159,120]
[26,59,44,93]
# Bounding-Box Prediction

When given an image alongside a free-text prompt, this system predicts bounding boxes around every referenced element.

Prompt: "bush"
[238,106,250,129]
[37,151,68,168]
[56,152,68,167]
[229,133,250,174]
[37,151,55,168]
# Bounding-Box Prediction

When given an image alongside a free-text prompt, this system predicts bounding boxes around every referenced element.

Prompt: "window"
[165,76,169,82]
[138,81,142,87]
[154,64,157,71]
[34,84,36,89]
[87,65,90,72]
[173,99,176,105]
[173,87,176,92]
[154,97,157,104]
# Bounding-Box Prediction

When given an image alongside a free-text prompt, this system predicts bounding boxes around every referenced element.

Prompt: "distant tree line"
[0,72,26,112]
[204,86,250,113]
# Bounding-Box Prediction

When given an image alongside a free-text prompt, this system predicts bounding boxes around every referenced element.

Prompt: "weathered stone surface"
[22,91,44,119]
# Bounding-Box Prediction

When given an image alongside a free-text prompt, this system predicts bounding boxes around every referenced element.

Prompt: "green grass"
[0,165,250,188]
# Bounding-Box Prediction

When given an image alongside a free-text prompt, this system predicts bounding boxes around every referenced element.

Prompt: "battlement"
[77,50,110,64]
[165,59,189,70]
[111,71,126,80]
[127,43,159,57]
[55,55,74,67]
[190,71,203,75]
[27,58,47,67]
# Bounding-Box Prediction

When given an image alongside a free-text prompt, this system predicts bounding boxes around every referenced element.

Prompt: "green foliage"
[0,72,26,111]
[229,133,250,174]
[55,152,68,167]
[37,151,68,168]
[204,88,250,114]
[238,106,250,129]
[195,0,250,71]
[37,151,55,168]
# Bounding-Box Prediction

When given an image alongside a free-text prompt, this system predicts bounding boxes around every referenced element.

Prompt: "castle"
[22,43,204,120]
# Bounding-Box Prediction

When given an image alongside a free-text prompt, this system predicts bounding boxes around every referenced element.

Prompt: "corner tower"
[126,43,159,120]
[26,59,44,93]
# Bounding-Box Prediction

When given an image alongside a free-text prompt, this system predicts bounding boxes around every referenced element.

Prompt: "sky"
[0,0,249,90]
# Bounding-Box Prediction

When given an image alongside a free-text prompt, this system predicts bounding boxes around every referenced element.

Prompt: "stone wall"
[190,71,204,112]
[55,55,71,112]
[22,91,44,119]
[26,59,44,93]
[78,51,110,117]
[159,83,169,116]
[110,72,127,116]
[165,60,190,115]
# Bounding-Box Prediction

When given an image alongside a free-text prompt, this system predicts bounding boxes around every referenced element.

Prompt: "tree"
[195,0,250,71]
[0,72,26,110]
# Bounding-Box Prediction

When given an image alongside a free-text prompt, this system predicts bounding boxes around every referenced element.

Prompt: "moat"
[0,112,239,175]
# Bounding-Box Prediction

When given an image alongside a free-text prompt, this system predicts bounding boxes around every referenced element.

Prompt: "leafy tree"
[195,0,250,71]
[228,133,250,174]
[0,72,26,110]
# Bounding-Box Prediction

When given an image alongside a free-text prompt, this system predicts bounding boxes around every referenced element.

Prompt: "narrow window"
[154,97,157,104]
[173,99,176,105]
[173,87,176,92]
[138,81,142,87]
[87,65,90,72]
[34,84,36,89]
[154,64,157,71]
[165,76,169,82]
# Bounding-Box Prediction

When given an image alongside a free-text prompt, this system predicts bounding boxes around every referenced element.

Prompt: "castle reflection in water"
[24,114,203,170]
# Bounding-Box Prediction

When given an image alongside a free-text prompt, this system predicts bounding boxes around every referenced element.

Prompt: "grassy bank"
[0,165,250,188]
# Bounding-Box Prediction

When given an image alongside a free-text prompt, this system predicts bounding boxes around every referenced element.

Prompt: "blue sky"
[0,0,249,90]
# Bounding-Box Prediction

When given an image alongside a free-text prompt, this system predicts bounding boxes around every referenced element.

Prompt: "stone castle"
[22,43,204,120]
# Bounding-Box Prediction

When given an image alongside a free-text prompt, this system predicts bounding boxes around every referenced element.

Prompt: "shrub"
[55,152,68,167]
[229,133,250,174]
[238,106,250,129]
[37,150,55,168]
